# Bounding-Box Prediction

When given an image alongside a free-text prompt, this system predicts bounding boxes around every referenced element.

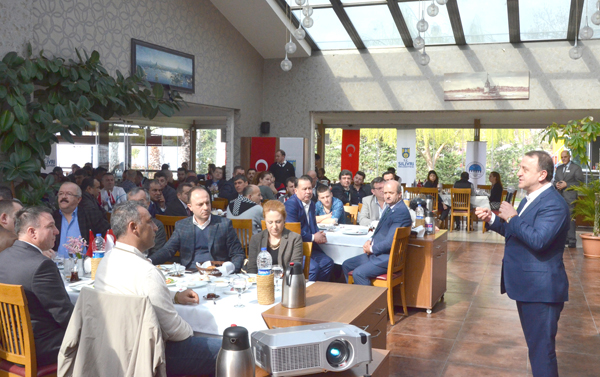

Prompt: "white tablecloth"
[440,194,490,209]
[66,276,304,336]
[320,225,371,265]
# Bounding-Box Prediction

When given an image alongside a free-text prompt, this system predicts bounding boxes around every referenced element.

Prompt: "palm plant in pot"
[544,116,600,257]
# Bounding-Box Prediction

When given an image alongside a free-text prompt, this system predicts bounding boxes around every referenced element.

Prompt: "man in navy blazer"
[151,186,245,271]
[342,180,412,285]
[476,151,570,377]
[285,175,334,281]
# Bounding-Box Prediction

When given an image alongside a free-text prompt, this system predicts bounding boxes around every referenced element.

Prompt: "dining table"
[319,225,373,265]
[439,193,490,209]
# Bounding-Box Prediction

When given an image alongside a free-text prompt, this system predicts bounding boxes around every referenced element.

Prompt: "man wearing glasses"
[52,182,110,258]
[357,177,386,227]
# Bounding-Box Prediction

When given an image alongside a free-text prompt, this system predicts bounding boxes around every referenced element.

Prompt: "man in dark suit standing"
[150,186,245,271]
[269,149,296,188]
[285,175,334,282]
[342,180,411,285]
[554,150,584,248]
[475,151,570,377]
[164,183,193,217]
[0,206,73,367]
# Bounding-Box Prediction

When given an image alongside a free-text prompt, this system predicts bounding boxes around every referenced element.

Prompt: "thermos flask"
[215,326,255,377]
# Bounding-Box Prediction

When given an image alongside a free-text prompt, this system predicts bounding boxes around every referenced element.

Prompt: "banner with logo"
[250,137,277,172]
[341,130,360,174]
[279,137,304,177]
[396,129,416,184]
[465,141,487,187]
[41,143,57,174]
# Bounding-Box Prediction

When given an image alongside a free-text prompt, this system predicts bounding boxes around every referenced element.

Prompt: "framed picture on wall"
[131,38,195,93]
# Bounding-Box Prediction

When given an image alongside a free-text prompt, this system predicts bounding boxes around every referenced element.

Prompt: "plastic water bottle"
[257,247,272,276]
[94,234,105,253]
[92,234,105,280]
[416,204,424,220]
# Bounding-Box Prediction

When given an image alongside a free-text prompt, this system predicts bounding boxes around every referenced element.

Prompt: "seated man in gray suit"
[358,177,386,227]
[150,186,245,271]
[127,187,167,258]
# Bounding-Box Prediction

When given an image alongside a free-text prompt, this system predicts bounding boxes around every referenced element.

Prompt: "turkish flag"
[250,137,277,172]
[341,130,360,174]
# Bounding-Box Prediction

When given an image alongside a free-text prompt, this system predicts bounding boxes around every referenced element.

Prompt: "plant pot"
[580,233,600,258]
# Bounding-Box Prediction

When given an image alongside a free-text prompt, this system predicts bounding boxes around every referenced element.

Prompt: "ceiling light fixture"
[570,0,583,60]
[427,0,439,17]
[581,0,594,39]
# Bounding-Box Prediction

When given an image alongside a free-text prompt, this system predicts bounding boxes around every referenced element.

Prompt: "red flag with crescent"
[341,130,360,174]
[250,137,277,172]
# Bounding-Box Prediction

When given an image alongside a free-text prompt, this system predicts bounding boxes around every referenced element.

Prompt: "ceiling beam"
[567,0,584,41]
[329,0,366,49]
[507,0,520,43]
[387,0,414,48]
[274,0,320,51]
[446,0,466,45]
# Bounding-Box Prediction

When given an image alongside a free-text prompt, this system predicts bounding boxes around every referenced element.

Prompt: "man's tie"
[516,197,528,215]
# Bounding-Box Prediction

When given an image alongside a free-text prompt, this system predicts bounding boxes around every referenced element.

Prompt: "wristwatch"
[506,215,516,223]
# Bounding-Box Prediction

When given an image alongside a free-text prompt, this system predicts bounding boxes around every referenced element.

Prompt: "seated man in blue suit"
[285,175,334,282]
[475,151,570,377]
[150,186,245,272]
[342,180,412,285]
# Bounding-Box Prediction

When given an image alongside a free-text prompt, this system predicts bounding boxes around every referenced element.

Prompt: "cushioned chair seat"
[0,360,57,377]
[347,270,403,281]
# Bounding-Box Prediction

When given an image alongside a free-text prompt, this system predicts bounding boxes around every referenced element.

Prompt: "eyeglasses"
[57,192,79,198]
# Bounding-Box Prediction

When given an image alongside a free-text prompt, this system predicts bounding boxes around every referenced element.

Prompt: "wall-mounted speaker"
[260,122,270,134]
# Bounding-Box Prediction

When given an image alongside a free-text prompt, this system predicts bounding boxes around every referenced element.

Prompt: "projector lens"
[326,340,350,367]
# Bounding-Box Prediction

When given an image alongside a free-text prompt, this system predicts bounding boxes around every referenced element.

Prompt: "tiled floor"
[385,231,600,377]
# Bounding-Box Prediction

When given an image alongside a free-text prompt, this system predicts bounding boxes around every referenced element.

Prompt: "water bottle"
[257,247,272,276]
[416,204,425,227]
[94,234,105,253]
[92,234,105,280]
[425,211,435,235]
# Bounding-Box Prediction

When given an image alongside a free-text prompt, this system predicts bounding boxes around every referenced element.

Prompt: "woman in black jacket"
[423,170,450,221]
[488,171,503,210]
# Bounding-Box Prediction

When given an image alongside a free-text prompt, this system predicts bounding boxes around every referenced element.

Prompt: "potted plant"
[544,116,600,257]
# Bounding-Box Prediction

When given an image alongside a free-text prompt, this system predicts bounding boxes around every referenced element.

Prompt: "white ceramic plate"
[342,228,369,235]
[186,281,208,289]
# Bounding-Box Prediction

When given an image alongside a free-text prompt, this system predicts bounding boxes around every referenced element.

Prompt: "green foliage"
[0,43,183,205]
[570,180,600,237]
[196,129,218,175]
[543,116,600,170]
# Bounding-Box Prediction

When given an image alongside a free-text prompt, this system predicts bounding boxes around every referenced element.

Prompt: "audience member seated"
[269,149,296,187]
[154,171,177,204]
[150,187,245,271]
[120,169,138,193]
[53,182,110,258]
[51,167,67,183]
[382,171,396,182]
[226,185,264,235]
[0,206,73,367]
[80,177,107,214]
[351,171,369,203]
[246,168,257,184]
[247,200,303,273]
[386,167,401,183]
[205,163,216,181]
[185,173,199,186]
[0,185,13,200]
[423,170,450,221]
[164,183,193,217]
[279,176,297,203]
[488,171,503,210]
[453,171,475,230]
[0,199,22,252]
[358,177,386,227]
[332,169,359,205]
[93,167,108,183]
[342,180,412,285]
[285,175,334,282]
[100,172,127,212]
[307,170,326,203]
[317,168,330,186]
[176,167,187,187]
[94,201,219,376]
[205,167,237,201]
[147,179,167,216]
[66,164,80,182]
[232,174,249,198]
[73,169,86,186]
[127,188,166,257]
[256,171,279,200]
[135,170,148,188]
[229,165,245,182]
[315,186,345,225]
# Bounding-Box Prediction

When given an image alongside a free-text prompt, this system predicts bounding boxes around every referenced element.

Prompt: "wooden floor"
[384,236,600,377]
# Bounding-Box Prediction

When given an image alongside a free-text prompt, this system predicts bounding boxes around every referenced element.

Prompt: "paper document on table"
[412,226,425,238]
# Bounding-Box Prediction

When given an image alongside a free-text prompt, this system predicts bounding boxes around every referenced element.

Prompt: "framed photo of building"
[131,39,195,93]
[443,72,529,101]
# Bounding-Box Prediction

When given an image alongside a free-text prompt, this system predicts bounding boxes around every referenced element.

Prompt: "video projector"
[251,322,372,377]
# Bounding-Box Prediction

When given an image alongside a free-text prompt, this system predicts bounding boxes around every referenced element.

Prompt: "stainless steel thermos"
[281,262,306,309]
[215,326,255,377]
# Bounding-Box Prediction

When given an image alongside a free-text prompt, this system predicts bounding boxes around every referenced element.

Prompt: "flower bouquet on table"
[63,236,87,282]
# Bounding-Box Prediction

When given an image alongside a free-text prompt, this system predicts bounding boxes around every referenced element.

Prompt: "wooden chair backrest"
[211,198,228,211]
[419,187,439,211]
[155,215,187,241]
[450,188,471,211]
[343,206,359,225]
[501,189,507,202]
[510,191,517,206]
[478,185,492,195]
[388,227,412,275]
[261,221,302,235]
[358,203,363,212]
[302,242,312,280]
[0,284,37,376]
[442,184,453,189]
[231,219,253,257]
[405,187,421,200]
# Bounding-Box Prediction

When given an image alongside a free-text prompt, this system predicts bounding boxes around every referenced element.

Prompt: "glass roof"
[520,0,571,41]
[398,1,455,45]
[457,0,510,44]
[345,4,405,48]
[305,7,356,50]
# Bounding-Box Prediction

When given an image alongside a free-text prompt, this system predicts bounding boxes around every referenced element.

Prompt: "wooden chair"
[419,187,439,211]
[302,242,312,280]
[478,184,492,196]
[347,227,411,325]
[358,203,363,212]
[450,188,473,233]
[442,184,453,189]
[0,283,58,377]
[211,198,228,211]
[343,205,359,225]
[404,187,421,200]
[155,215,187,241]
[261,221,302,235]
[231,219,253,258]
[483,189,508,233]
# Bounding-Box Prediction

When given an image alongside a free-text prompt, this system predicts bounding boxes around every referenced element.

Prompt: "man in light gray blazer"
[358,177,386,227]
[554,150,584,248]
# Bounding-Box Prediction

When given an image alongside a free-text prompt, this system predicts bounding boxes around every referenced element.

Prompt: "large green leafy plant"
[0,43,182,205]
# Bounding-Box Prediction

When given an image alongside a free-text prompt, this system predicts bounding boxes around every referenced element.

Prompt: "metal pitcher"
[281,262,306,309]
[216,326,255,377]
[425,195,434,212]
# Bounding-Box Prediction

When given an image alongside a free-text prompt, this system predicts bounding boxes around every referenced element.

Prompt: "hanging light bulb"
[427,1,439,17]
[414,35,425,50]
[593,1,600,24]
[293,27,306,40]
[295,0,306,6]
[302,16,314,28]
[417,10,429,32]
[281,53,293,71]
[419,47,430,66]
[302,6,313,17]
[436,0,448,4]
[581,22,594,39]
[569,40,583,60]
[285,35,297,54]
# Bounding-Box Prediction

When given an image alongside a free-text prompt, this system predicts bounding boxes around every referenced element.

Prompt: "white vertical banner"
[396,129,416,184]
[279,137,304,177]
[41,144,57,174]
[465,141,487,188]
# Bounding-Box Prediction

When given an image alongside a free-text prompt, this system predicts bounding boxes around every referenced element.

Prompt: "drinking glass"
[232,277,247,308]
[272,265,284,292]
[63,258,74,281]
